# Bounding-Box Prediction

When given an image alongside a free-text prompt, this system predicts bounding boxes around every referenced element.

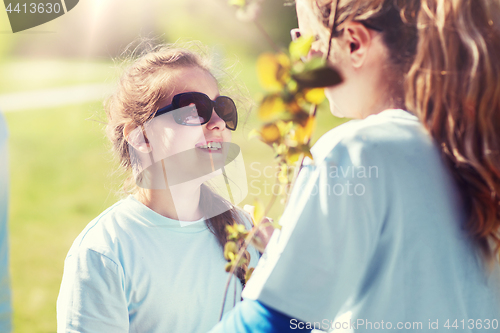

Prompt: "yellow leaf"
[257,53,291,91]
[289,35,315,61]
[294,117,316,144]
[286,152,302,164]
[245,267,255,283]
[276,53,291,70]
[258,95,286,120]
[285,145,313,164]
[304,88,325,104]
[236,224,247,233]
[224,241,238,260]
[253,198,265,226]
[260,123,281,144]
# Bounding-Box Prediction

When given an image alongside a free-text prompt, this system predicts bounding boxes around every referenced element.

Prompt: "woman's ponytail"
[405,0,500,261]
[200,184,251,286]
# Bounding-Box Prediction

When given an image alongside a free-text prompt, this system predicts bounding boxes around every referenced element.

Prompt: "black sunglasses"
[153,92,238,131]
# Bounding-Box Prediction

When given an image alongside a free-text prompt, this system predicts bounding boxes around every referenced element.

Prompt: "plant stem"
[233,274,237,308]
[265,182,278,215]
[219,224,260,321]
[254,21,281,53]
[218,175,280,320]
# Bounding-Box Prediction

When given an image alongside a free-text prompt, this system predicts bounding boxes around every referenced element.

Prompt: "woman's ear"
[342,21,372,68]
[123,123,152,153]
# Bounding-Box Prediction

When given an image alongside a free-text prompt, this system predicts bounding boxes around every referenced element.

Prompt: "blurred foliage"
[1,0,297,59]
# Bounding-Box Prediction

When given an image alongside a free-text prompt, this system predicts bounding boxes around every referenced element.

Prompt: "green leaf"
[259,123,281,145]
[292,66,342,89]
[293,116,316,144]
[258,95,286,120]
[257,53,291,92]
[228,0,246,7]
[303,57,326,71]
[291,56,324,74]
[289,35,315,62]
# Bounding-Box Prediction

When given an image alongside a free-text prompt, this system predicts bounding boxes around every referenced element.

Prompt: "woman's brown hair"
[305,0,500,262]
[105,43,250,285]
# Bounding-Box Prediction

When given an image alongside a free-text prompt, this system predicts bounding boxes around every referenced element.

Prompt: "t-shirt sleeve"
[242,141,386,323]
[57,248,129,333]
[0,112,12,332]
[208,299,312,333]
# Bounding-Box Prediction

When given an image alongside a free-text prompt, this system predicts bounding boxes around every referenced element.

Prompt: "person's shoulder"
[65,196,136,259]
[312,109,434,164]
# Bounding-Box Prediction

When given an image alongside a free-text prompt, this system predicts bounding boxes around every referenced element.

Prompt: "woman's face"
[295,0,393,119]
[153,67,231,155]
[138,67,232,187]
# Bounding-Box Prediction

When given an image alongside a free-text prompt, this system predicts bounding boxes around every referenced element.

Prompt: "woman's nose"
[206,109,226,130]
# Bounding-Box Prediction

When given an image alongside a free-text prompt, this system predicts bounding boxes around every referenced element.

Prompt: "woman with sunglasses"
[56,45,259,332]
[210,0,500,332]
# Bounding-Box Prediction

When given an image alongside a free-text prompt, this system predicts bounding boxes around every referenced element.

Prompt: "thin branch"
[265,181,279,214]
[285,104,318,206]
[219,224,260,320]
[254,21,281,53]
[233,274,237,308]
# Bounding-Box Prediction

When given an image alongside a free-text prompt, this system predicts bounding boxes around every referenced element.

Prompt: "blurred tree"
[7,0,297,59]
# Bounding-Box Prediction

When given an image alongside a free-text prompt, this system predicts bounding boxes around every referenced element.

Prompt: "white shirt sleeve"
[242,142,386,323]
[57,248,129,333]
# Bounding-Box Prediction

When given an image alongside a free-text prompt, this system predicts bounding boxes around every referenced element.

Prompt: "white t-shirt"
[243,109,500,332]
[57,195,259,333]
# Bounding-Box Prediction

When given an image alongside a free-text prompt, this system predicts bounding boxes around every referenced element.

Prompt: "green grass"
[3,58,348,332]
[6,102,124,332]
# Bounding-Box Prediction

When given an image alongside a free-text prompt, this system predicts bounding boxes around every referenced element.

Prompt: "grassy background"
[3,58,347,332]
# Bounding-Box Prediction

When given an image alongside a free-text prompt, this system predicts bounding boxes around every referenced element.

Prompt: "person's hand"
[243,205,275,253]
